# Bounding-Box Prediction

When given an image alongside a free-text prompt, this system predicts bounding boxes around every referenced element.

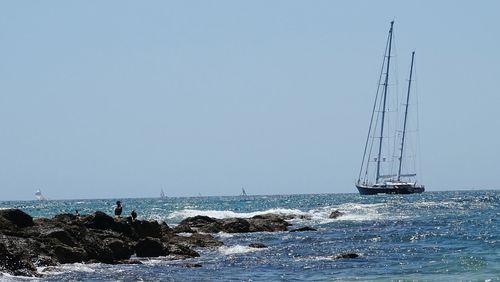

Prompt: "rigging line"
[358,24,391,182]
[376,21,394,183]
[389,29,401,177]
[413,56,424,183]
[398,51,415,181]
[364,58,387,182]
[365,89,385,181]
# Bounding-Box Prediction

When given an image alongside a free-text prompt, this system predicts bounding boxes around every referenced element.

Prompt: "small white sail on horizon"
[35,189,47,201]
[240,187,247,196]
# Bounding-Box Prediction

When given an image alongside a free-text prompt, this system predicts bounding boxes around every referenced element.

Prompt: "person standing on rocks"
[114,201,123,218]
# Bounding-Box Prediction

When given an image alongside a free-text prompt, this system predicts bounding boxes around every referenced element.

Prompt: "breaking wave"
[166,202,405,225]
[219,245,266,255]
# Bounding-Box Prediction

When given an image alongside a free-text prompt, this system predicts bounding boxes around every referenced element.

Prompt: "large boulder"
[248,214,290,232]
[83,211,115,230]
[176,215,222,233]
[103,238,133,260]
[53,245,87,264]
[169,232,223,248]
[135,237,166,257]
[164,243,199,258]
[42,229,77,247]
[221,218,251,233]
[0,242,38,277]
[176,214,291,234]
[82,211,132,237]
[131,220,162,239]
[329,210,344,219]
[0,209,34,228]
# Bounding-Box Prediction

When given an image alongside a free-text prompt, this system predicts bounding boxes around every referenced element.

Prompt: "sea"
[1,190,499,281]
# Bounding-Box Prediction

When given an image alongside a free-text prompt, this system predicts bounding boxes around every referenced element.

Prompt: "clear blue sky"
[1,1,499,200]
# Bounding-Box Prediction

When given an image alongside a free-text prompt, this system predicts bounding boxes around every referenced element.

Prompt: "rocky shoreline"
[1,208,342,277]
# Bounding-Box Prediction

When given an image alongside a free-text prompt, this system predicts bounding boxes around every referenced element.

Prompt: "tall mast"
[397,51,415,181]
[376,21,394,183]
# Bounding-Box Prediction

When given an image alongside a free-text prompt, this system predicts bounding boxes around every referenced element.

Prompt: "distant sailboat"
[35,189,47,201]
[160,188,166,198]
[355,21,425,195]
[240,187,247,196]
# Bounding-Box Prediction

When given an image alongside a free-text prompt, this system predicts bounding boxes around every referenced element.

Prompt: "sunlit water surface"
[1,190,499,281]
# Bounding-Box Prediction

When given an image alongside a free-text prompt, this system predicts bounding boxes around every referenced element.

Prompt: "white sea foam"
[219,245,265,255]
[38,263,98,276]
[176,232,193,237]
[0,272,37,280]
[332,203,387,221]
[166,202,403,226]
[167,208,307,222]
[216,232,235,239]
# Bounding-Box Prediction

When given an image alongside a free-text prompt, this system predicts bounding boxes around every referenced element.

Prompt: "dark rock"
[0,209,220,276]
[221,218,251,233]
[160,222,174,234]
[334,253,359,259]
[0,209,34,228]
[179,215,219,227]
[248,214,290,232]
[169,232,223,248]
[0,242,38,277]
[131,220,162,238]
[248,243,267,248]
[82,212,133,237]
[32,255,57,267]
[172,224,195,233]
[135,237,166,257]
[83,211,115,230]
[177,214,291,234]
[176,215,223,233]
[197,223,224,233]
[184,263,202,268]
[104,238,133,260]
[329,210,345,219]
[42,229,77,247]
[164,243,199,258]
[53,245,87,264]
[53,213,78,223]
[289,226,317,232]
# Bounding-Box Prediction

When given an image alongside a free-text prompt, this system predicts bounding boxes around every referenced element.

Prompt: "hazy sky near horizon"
[1,1,499,200]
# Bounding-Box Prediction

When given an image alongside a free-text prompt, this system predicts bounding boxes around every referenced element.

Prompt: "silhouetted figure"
[75,210,80,217]
[131,210,137,221]
[114,201,123,218]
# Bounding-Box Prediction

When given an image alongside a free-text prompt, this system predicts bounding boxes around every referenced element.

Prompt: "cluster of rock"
[0,209,347,277]
[0,209,221,277]
[173,213,293,234]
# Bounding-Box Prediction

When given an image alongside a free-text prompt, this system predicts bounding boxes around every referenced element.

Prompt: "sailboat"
[356,21,425,195]
[240,187,247,196]
[160,188,166,198]
[35,189,47,201]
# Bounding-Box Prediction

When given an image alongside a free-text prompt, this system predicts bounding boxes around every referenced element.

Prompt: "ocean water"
[1,190,499,281]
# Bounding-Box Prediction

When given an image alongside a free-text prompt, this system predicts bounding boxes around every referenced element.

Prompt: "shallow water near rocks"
[1,190,499,281]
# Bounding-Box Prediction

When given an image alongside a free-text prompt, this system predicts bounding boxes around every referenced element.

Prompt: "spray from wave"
[165,202,406,225]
